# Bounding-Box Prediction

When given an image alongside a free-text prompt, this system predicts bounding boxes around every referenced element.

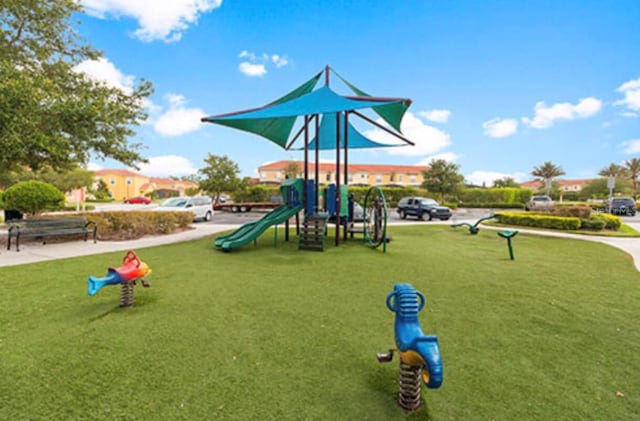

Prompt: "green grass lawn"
[1,225,639,420]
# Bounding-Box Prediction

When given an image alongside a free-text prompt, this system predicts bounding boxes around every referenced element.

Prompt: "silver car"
[525,195,554,211]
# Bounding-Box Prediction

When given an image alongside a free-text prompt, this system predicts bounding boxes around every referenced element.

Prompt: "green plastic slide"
[215,205,302,251]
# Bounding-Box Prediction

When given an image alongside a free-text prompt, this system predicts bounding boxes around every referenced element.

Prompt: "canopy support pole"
[303,115,309,217]
[335,111,341,247]
[343,112,349,241]
[314,114,320,212]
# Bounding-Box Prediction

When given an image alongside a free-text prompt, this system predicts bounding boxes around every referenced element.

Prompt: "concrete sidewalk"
[2,220,640,273]
[0,223,238,268]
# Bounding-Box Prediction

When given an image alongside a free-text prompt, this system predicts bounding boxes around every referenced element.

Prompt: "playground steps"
[299,213,328,251]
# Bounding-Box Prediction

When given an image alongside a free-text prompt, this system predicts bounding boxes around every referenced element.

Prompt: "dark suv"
[604,197,637,216]
[396,197,452,221]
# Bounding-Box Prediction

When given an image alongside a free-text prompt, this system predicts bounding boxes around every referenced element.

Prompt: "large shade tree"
[0,0,153,179]
[421,159,464,201]
[531,161,565,195]
[198,154,245,206]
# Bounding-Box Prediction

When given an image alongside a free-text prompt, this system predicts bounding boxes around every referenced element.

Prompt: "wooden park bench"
[7,217,97,252]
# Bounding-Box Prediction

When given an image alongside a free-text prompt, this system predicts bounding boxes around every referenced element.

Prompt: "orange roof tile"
[259,160,428,174]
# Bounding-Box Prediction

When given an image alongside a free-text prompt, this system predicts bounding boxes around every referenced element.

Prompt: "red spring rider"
[87,250,151,307]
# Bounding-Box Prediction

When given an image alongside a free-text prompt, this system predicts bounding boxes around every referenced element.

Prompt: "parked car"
[328,202,364,223]
[525,195,554,211]
[604,197,637,216]
[153,196,213,222]
[124,196,151,204]
[396,197,452,221]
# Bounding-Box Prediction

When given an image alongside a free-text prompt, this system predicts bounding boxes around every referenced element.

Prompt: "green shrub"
[597,213,622,230]
[580,216,606,231]
[551,206,592,219]
[495,212,581,230]
[459,187,532,205]
[2,181,65,215]
[234,185,280,203]
[79,211,193,240]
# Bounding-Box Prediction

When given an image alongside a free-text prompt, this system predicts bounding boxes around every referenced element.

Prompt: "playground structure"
[451,215,496,234]
[87,250,151,307]
[202,66,411,252]
[377,283,443,412]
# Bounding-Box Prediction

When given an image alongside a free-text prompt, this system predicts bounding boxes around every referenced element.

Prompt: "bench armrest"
[85,220,97,229]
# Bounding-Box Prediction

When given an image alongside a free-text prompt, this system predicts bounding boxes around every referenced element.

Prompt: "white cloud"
[81,0,221,42]
[622,112,638,118]
[87,162,103,171]
[153,93,205,137]
[622,139,640,155]
[271,54,289,68]
[416,152,459,166]
[136,155,198,177]
[365,112,451,157]
[237,50,289,76]
[482,118,518,138]
[73,57,134,93]
[464,170,527,187]
[522,97,602,129]
[615,77,640,112]
[418,109,451,124]
[239,62,267,77]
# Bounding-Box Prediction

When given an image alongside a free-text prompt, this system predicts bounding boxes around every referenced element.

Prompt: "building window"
[398,175,403,183]
[110,177,115,185]
[360,173,367,179]
[348,174,353,183]
[375,174,382,183]
[410,175,417,184]
[326,172,332,182]
[276,173,282,181]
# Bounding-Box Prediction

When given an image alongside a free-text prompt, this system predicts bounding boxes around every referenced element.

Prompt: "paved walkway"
[1,219,639,272]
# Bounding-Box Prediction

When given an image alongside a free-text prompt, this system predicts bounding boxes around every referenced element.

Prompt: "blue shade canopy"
[292,113,405,151]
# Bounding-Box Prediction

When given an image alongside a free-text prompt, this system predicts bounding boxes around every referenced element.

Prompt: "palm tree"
[598,163,625,178]
[531,161,565,196]
[623,158,640,199]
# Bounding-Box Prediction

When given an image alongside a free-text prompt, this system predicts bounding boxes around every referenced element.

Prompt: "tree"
[531,161,565,196]
[198,154,244,205]
[623,158,640,199]
[35,167,95,193]
[0,1,153,178]
[421,159,464,201]
[2,181,65,215]
[493,177,520,188]
[579,178,632,200]
[598,163,625,178]
[283,161,302,179]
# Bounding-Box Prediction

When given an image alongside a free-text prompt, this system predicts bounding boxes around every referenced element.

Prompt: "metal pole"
[343,112,349,241]
[304,115,309,216]
[315,114,320,212]
[335,111,341,247]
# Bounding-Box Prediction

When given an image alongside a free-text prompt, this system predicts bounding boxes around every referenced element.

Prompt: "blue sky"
[75,0,640,185]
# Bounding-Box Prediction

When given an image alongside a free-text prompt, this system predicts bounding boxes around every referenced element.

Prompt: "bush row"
[495,212,582,230]
[458,187,532,205]
[495,211,622,231]
[81,211,193,240]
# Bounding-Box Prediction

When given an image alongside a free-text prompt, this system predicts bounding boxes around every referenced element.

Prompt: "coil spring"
[398,361,422,412]
[120,282,135,307]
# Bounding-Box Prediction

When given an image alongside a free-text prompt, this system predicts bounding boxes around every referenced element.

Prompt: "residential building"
[94,169,150,200]
[142,177,199,198]
[257,161,428,187]
[520,178,592,192]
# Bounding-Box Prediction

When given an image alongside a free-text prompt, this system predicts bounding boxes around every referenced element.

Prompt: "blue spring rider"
[378,283,443,411]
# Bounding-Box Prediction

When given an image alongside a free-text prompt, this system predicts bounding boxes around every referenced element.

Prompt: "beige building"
[520,179,592,192]
[94,169,150,200]
[258,161,428,186]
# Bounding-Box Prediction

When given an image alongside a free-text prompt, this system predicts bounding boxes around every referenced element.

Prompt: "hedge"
[82,211,194,240]
[495,212,582,230]
[458,187,532,205]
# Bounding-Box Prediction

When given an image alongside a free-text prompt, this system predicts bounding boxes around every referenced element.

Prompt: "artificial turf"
[1,225,639,420]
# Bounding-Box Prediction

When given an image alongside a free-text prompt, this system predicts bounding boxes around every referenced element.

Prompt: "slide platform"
[215,205,302,251]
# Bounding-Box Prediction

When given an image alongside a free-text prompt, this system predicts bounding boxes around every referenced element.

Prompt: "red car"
[124,196,151,204]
